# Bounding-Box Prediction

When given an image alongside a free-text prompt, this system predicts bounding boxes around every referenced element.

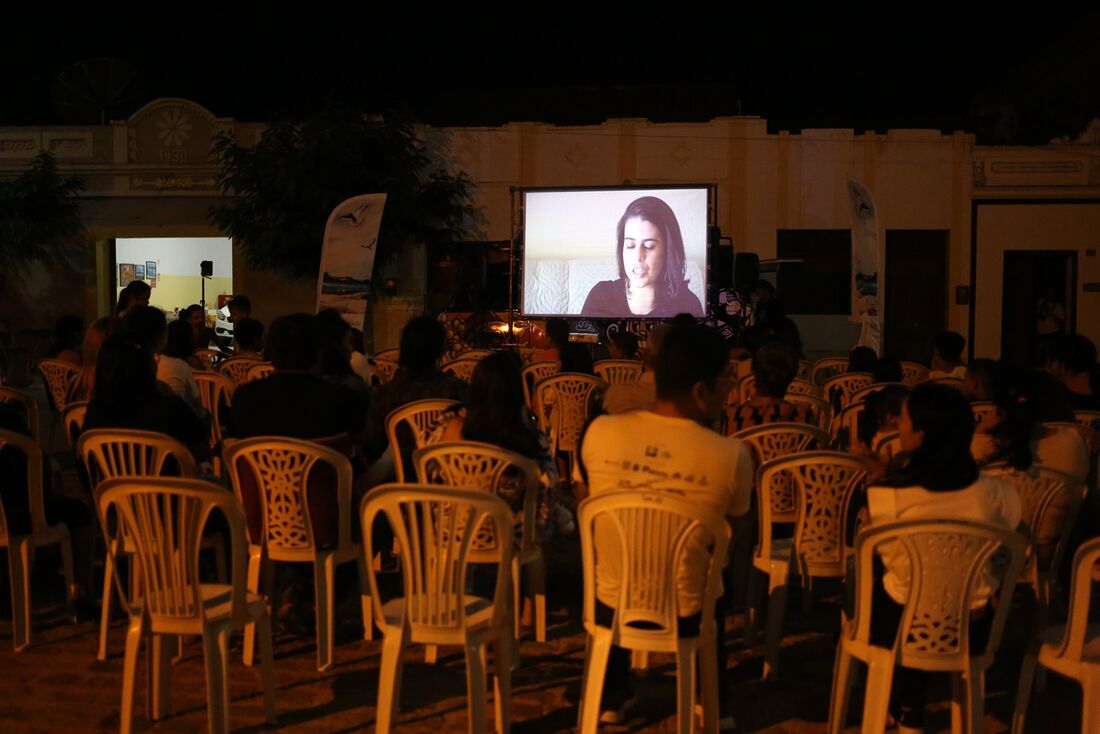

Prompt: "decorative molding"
[129,175,218,191]
[0,134,41,159]
[564,144,587,168]
[972,160,986,188]
[974,158,1091,188]
[43,132,94,158]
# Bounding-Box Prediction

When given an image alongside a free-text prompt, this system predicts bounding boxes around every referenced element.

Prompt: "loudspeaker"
[733,252,759,293]
[200,260,213,277]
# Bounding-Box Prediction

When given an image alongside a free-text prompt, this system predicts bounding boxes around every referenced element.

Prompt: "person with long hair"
[863,383,1020,731]
[67,317,119,403]
[84,332,209,462]
[45,314,84,364]
[581,196,704,318]
[315,309,368,397]
[114,280,151,317]
[437,351,561,540]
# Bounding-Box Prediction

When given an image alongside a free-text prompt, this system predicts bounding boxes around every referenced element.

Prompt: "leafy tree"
[209,107,478,281]
[0,152,85,290]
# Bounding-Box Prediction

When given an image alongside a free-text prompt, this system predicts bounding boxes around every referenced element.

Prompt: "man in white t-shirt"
[580,325,753,727]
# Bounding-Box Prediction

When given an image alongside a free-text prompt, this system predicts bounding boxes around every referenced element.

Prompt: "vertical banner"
[846,178,882,354]
[315,193,387,331]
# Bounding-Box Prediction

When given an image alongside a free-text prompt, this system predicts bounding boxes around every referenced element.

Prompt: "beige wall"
[973,202,1100,358]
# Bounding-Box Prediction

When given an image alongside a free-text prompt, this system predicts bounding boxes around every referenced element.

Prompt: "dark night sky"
[2,11,1098,142]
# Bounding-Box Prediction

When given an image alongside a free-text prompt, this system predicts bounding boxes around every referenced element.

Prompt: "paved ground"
[0,529,1085,734]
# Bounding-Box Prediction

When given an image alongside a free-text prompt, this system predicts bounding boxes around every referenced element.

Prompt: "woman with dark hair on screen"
[580,196,704,318]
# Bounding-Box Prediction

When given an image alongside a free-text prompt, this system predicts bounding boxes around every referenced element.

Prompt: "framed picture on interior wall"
[145,261,157,281]
[134,264,145,280]
[119,263,135,287]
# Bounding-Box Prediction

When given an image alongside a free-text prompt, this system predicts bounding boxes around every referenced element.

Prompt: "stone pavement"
[0,544,1083,733]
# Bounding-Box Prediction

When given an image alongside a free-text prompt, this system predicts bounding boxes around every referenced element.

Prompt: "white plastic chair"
[983,463,1084,630]
[243,362,274,383]
[441,356,482,382]
[533,373,606,470]
[971,401,997,427]
[576,490,731,734]
[849,382,905,407]
[785,393,831,432]
[369,356,400,386]
[385,398,460,483]
[899,361,929,386]
[98,477,276,734]
[738,374,758,404]
[747,452,867,678]
[593,359,643,386]
[0,386,41,441]
[732,422,830,468]
[787,378,823,398]
[217,356,262,387]
[833,402,869,451]
[1012,536,1100,734]
[1074,410,1100,432]
[191,348,225,372]
[823,372,874,412]
[415,441,546,643]
[192,371,235,453]
[871,432,903,463]
[827,519,1027,734]
[61,400,88,449]
[812,357,849,385]
[797,359,813,382]
[36,358,80,415]
[373,347,400,360]
[521,361,560,413]
[223,436,372,671]
[78,428,214,662]
[0,428,75,651]
[362,484,515,734]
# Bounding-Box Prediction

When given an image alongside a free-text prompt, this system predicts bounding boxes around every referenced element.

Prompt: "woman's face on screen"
[622,217,665,290]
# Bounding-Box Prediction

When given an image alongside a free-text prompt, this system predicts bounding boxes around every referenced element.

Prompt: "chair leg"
[1081,672,1100,734]
[512,556,522,641]
[577,631,613,734]
[254,609,278,725]
[700,631,720,734]
[675,639,697,734]
[242,550,262,667]
[357,553,373,642]
[464,639,489,734]
[1011,645,1040,734]
[314,555,336,672]
[98,552,115,660]
[827,646,856,734]
[376,628,408,734]
[529,554,547,643]
[120,618,143,734]
[763,569,790,680]
[860,647,894,734]
[148,634,173,720]
[59,532,75,620]
[631,649,650,671]
[492,630,513,734]
[425,645,439,663]
[964,670,985,734]
[9,539,31,651]
[745,566,762,646]
[202,627,231,734]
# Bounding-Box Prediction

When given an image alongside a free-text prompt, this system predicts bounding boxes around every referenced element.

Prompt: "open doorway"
[1001,251,1076,368]
[885,230,948,363]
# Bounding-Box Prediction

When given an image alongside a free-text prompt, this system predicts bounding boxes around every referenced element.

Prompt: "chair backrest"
[982,463,1083,575]
[218,357,263,386]
[849,381,906,406]
[1074,409,1100,432]
[796,359,812,382]
[368,357,399,386]
[732,422,829,467]
[191,349,224,372]
[823,372,874,411]
[833,402,869,449]
[971,401,997,427]
[361,484,513,640]
[899,361,929,386]
[787,378,823,398]
[783,393,831,432]
[243,362,275,383]
[36,359,80,414]
[535,373,607,452]
[373,348,400,361]
[0,386,40,441]
[811,357,848,385]
[440,356,480,382]
[849,519,1026,671]
[414,441,541,560]
[872,431,903,462]
[192,371,235,447]
[78,429,197,489]
[459,349,492,361]
[758,452,867,578]
[0,428,51,540]
[1043,420,1098,457]
[578,490,730,639]
[61,401,88,449]
[223,436,353,557]
[593,359,643,386]
[385,399,460,483]
[1053,536,1100,662]
[738,374,758,404]
[521,361,560,412]
[97,477,249,632]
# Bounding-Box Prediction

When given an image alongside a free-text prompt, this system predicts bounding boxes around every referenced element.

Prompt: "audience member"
[232,318,264,357]
[963,358,998,402]
[871,357,902,384]
[1048,334,1100,410]
[579,325,752,727]
[227,295,252,323]
[847,346,878,374]
[67,317,118,403]
[602,325,668,414]
[864,383,1020,731]
[45,315,84,364]
[125,306,203,415]
[531,318,570,363]
[727,341,815,433]
[853,384,910,478]
[181,304,216,351]
[607,330,639,360]
[315,309,369,398]
[115,280,151,317]
[929,330,966,378]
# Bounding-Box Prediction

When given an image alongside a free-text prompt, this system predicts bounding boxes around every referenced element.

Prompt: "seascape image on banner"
[316,193,387,331]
